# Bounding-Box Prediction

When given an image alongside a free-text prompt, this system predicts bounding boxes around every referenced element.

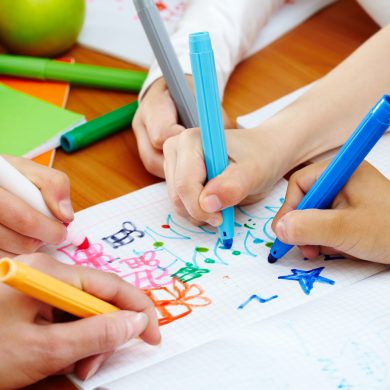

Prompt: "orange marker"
[0,258,118,317]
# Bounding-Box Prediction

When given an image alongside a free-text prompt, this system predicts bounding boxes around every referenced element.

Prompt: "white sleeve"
[139,0,283,100]
[356,0,390,27]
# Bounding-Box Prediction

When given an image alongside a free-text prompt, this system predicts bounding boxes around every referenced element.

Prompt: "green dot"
[196,247,209,253]
[186,262,193,267]
[232,250,241,256]
[265,242,274,248]
[153,241,164,248]
[204,258,215,264]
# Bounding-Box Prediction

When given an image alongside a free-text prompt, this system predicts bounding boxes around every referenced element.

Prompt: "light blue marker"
[269,95,390,263]
[189,32,234,249]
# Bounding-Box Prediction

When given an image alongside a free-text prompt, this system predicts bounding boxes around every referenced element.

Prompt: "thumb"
[274,209,347,249]
[37,169,74,224]
[44,311,148,372]
[200,163,255,213]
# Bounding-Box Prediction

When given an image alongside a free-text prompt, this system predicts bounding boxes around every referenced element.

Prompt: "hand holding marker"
[189,32,234,249]
[268,95,390,263]
[0,156,89,249]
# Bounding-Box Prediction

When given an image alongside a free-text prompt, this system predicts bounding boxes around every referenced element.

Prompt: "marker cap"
[189,32,212,54]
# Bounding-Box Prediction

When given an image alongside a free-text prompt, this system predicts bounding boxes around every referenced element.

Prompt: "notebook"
[237,83,390,180]
[42,176,388,389]
[0,83,84,159]
[0,57,73,167]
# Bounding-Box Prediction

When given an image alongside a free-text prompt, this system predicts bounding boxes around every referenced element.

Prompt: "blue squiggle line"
[213,239,228,265]
[263,216,276,242]
[238,294,278,309]
[167,214,215,235]
[243,231,258,257]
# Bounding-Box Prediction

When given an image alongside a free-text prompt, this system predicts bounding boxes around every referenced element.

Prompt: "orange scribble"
[155,1,167,11]
[144,278,211,326]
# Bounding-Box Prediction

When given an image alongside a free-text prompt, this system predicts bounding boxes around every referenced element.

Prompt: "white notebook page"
[42,180,385,389]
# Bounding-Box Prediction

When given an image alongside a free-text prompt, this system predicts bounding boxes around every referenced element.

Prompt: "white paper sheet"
[101,270,390,389]
[42,179,385,389]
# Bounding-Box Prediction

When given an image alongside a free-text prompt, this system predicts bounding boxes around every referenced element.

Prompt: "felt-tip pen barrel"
[0,258,119,317]
[61,101,138,153]
[189,32,234,249]
[133,0,198,128]
[0,54,147,92]
[268,95,390,263]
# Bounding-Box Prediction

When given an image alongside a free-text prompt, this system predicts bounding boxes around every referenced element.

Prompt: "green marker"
[60,101,138,153]
[0,54,146,92]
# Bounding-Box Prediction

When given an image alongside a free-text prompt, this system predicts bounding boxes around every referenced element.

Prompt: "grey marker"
[133,0,198,128]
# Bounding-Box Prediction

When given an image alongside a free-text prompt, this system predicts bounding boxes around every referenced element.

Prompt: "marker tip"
[222,238,233,250]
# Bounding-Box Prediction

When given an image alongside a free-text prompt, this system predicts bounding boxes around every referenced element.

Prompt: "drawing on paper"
[278,267,335,295]
[238,294,279,309]
[144,278,212,326]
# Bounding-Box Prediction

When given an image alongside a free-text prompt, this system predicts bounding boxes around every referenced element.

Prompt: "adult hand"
[0,253,160,389]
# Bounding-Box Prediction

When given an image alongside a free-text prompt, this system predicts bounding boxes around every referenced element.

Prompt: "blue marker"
[269,95,390,263]
[189,32,234,249]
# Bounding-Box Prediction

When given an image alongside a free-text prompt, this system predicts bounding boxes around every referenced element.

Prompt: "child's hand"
[272,160,390,263]
[0,156,74,257]
[163,127,290,227]
[132,77,232,178]
[0,253,161,389]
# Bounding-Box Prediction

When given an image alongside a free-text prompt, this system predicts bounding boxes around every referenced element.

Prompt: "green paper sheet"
[0,83,84,157]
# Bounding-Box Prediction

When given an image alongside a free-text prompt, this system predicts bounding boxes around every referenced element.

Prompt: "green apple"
[0,0,85,57]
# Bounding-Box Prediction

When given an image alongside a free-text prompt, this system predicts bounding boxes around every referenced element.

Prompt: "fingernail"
[207,215,222,227]
[128,312,149,337]
[202,195,222,213]
[84,355,106,381]
[275,219,287,242]
[58,199,74,221]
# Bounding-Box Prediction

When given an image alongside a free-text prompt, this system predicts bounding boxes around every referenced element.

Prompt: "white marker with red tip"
[0,156,90,250]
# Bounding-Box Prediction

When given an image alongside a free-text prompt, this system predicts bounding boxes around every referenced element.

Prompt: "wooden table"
[24,0,378,388]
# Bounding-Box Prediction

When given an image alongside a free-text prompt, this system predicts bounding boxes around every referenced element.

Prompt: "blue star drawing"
[238,294,278,309]
[278,267,335,295]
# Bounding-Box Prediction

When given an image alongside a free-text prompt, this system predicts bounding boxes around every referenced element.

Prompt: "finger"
[163,137,190,219]
[272,162,329,230]
[0,188,66,245]
[0,248,15,258]
[4,155,74,223]
[54,364,75,376]
[75,352,112,381]
[273,208,349,249]
[174,129,222,227]
[0,223,42,254]
[199,161,259,213]
[132,120,165,178]
[143,89,185,150]
[18,254,160,345]
[298,245,321,259]
[221,108,233,128]
[41,310,149,373]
